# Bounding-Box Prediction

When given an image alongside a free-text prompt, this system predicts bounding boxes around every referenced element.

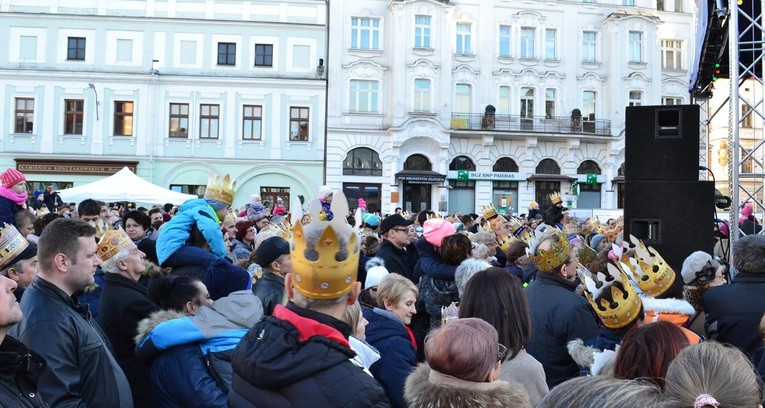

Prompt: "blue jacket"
[156,198,226,266]
[0,196,20,227]
[364,307,417,408]
[78,267,105,320]
[413,237,456,281]
[135,291,264,408]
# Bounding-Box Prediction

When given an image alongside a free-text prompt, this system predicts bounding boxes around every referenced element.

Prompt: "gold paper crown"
[604,224,623,243]
[528,229,572,271]
[481,203,498,220]
[578,244,598,266]
[497,233,519,254]
[549,192,562,205]
[515,227,534,245]
[290,191,360,300]
[204,174,236,207]
[0,223,29,269]
[97,228,133,262]
[581,264,642,329]
[260,221,292,241]
[563,221,582,236]
[618,236,676,297]
[401,211,410,218]
[507,216,523,234]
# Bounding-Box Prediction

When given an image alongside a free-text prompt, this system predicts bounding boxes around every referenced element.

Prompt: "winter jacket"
[505,263,524,280]
[231,239,253,262]
[525,272,599,388]
[364,307,417,408]
[0,196,21,227]
[156,198,225,266]
[704,272,765,355]
[251,272,285,316]
[135,291,263,408]
[0,335,48,408]
[229,302,390,407]
[98,273,159,408]
[78,267,105,320]
[11,277,133,408]
[498,349,548,406]
[641,297,701,344]
[404,364,531,408]
[376,240,415,283]
[413,237,456,281]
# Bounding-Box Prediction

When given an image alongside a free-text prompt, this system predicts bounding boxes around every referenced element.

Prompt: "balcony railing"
[450,113,612,136]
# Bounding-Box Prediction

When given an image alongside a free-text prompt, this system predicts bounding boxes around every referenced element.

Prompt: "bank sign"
[447,170,525,181]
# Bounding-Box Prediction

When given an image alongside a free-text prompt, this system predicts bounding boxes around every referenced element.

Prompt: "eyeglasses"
[392,227,409,232]
[497,343,508,362]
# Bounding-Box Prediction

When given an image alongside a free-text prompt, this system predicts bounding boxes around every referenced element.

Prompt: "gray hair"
[470,230,496,247]
[732,234,765,274]
[537,376,670,408]
[292,289,348,311]
[253,230,278,252]
[101,247,131,274]
[455,258,491,298]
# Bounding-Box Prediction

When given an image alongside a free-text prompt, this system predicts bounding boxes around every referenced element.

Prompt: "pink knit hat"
[1,168,26,189]
[423,219,456,247]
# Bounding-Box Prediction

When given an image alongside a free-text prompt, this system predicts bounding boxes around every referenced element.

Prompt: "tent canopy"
[58,167,197,205]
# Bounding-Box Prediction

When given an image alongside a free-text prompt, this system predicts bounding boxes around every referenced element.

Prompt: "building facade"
[0,0,327,209]
[326,0,696,215]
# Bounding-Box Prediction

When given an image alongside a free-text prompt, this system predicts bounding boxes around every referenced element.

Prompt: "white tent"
[58,167,197,205]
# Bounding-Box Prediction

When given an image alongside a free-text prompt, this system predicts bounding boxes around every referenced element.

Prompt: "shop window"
[343,148,382,176]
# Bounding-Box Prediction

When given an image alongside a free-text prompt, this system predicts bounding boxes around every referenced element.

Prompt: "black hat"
[380,214,414,235]
[256,236,290,269]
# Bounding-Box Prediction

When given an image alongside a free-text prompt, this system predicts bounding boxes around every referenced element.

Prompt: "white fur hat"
[364,257,389,289]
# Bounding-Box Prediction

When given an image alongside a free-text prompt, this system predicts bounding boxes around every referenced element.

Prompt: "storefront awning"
[395,170,447,184]
[526,174,577,182]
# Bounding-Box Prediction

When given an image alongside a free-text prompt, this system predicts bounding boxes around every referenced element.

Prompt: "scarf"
[0,187,28,206]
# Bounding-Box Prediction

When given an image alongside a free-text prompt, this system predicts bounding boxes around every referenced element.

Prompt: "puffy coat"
[375,240,415,283]
[251,272,285,316]
[704,272,765,355]
[135,291,263,408]
[0,196,21,227]
[156,198,225,266]
[364,307,417,408]
[229,302,390,408]
[0,335,48,408]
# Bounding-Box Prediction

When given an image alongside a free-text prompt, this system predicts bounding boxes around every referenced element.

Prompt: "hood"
[640,297,695,316]
[135,309,185,345]
[567,339,596,368]
[177,197,209,213]
[205,290,263,328]
[363,307,408,346]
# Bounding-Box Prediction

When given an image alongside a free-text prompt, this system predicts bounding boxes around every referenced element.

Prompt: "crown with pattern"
[617,235,676,297]
[0,223,29,269]
[580,263,642,329]
[481,203,498,220]
[578,244,598,265]
[260,220,292,241]
[515,226,535,245]
[563,221,582,236]
[497,233,519,254]
[96,228,133,262]
[549,192,563,205]
[290,190,360,300]
[204,173,236,207]
[528,229,572,271]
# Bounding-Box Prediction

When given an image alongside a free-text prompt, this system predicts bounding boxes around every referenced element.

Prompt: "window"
[742,104,753,128]
[64,99,84,135]
[661,40,682,69]
[243,105,263,140]
[199,104,220,139]
[657,0,665,10]
[349,80,379,113]
[520,88,534,119]
[456,23,472,54]
[521,27,535,59]
[674,0,683,12]
[260,187,290,210]
[254,44,273,66]
[113,101,133,136]
[414,15,431,48]
[623,0,635,4]
[14,98,34,133]
[170,184,206,196]
[628,91,643,106]
[663,96,683,105]
[169,103,189,138]
[414,79,431,112]
[499,25,511,57]
[289,107,309,141]
[454,84,471,113]
[629,32,642,62]
[498,86,511,114]
[583,91,596,121]
[351,17,380,50]
[343,148,383,176]
[545,29,556,60]
[343,183,381,213]
[67,37,86,61]
[545,89,556,119]
[217,43,236,65]
[582,31,597,62]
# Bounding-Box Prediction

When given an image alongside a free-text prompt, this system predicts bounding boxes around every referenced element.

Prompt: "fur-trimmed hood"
[640,296,695,316]
[567,339,618,376]
[134,309,185,345]
[404,364,531,408]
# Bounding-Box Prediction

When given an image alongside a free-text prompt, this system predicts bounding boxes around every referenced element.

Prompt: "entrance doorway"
[403,183,431,213]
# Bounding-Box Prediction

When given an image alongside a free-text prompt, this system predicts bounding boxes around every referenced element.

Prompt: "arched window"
[343,147,382,176]
[493,157,519,172]
[449,156,476,171]
[577,160,601,174]
[403,154,432,171]
[535,159,560,174]
[618,162,625,176]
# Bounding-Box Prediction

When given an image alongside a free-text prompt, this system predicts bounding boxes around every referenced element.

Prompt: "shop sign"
[448,170,524,181]
[15,160,137,176]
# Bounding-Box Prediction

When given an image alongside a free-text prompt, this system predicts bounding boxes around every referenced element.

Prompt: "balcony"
[449,113,612,136]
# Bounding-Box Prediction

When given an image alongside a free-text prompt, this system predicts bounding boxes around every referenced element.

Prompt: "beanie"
[203,258,252,301]
[423,219,456,247]
[681,251,713,285]
[590,234,606,250]
[364,257,389,288]
[1,168,26,189]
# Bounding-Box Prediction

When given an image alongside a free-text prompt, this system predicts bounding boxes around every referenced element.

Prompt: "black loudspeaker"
[625,105,700,181]
[624,180,715,276]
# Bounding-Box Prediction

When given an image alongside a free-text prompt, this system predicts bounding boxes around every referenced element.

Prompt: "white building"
[325,0,697,215]
[0,0,327,209]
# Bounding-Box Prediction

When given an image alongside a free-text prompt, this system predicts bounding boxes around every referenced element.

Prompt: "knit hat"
[423,219,456,247]
[361,213,380,228]
[203,258,252,301]
[247,204,269,222]
[529,201,539,209]
[590,234,607,250]
[1,168,26,189]
[740,202,754,225]
[681,251,721,285]
[318,185,333,200]
[719,221,729,237]
[255,236,290,269]
[32,190,44,200]
[358,198,367,210]
[364,257,389,288]
[276,197,283,205]
[251,194,262,204]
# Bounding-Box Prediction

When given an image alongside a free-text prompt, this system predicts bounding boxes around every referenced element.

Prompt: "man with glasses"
[376,214,416,283]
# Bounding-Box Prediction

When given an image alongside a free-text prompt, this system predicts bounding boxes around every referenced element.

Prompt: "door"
[403,183,431,213]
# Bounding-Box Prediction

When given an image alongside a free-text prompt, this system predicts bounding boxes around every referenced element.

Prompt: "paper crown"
[528,229,572,271]
[481,203,498,220]
[563,222,582,236]
[578,244,598,265]
[581,264,642,329]
[260,220,292,241]
[618,235,676,297]
[291,190,359,300]
[549,192,563,205]
[497,233,518,254]
[204,174,236,206]
[514,226,534,245]
[0,223,29,269]
[604,224,623,243]
[97,228,133,262]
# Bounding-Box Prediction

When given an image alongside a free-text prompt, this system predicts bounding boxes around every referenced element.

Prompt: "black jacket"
[11,277,134,408]
[375,240,415,283]
[98,273,159,408]
[251,272,285,316]
[704,272,765,355]
[525,273,599,388]
[0,335,48,408]
[229,302,390,408]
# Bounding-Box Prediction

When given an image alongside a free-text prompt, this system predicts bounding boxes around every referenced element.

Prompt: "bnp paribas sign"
[448,170,525,181]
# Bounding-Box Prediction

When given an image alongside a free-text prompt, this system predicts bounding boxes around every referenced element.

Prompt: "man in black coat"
[704,234,765,355]
[97,229,159,408]
[375,214,415,282]
[251,236,291,315]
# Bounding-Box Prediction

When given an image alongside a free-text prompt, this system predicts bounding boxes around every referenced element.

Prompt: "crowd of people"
[0,166,763,408]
